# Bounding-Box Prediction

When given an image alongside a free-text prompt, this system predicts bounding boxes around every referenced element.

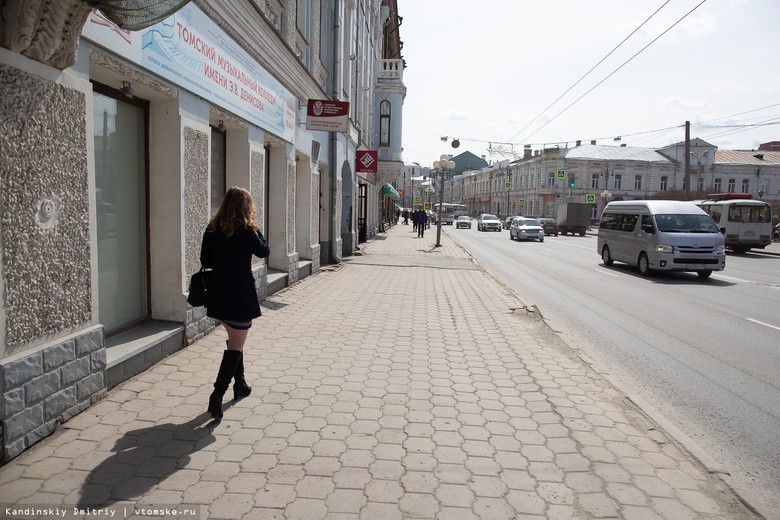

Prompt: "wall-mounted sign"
[518,198,526,205]
[306,100,350,133]
[586,194,596,203]
[356,151,378,174]
[557,169,566,179]
[82,5,296,142]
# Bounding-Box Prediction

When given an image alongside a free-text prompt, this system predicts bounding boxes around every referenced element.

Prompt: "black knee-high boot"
[208,350,242,420]
[233,351,252,400]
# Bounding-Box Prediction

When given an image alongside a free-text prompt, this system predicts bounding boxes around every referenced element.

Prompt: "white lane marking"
[747,318,780,331]
[596,269,620,278]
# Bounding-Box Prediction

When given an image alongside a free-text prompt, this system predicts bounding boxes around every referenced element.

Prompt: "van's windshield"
[655,214,720,233]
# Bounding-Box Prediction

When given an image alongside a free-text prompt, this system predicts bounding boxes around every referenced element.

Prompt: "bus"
[692,193,772,253]
[432,203,468,225]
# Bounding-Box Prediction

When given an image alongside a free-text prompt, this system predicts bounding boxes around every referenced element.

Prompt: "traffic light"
[569,176,576,188]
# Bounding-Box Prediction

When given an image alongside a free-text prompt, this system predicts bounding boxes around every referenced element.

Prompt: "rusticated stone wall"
[0,64,91,353]
[183,126,215,341]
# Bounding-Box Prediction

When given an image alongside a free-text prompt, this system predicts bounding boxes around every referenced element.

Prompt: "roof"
[714,150,780,165]
[451,151,489,173]
[566,144,674,163]
[605,200,706,214]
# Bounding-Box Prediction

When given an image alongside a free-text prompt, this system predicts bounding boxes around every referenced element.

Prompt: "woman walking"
[200,187,270,419]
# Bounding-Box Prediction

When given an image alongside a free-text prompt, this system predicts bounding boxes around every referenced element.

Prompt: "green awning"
[381,183,400,200]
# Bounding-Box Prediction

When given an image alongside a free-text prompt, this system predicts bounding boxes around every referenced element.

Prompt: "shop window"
[211,126,226,215]
[92,85,149,333]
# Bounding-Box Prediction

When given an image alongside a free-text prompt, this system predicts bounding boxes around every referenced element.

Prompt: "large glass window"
[93,88,148,333]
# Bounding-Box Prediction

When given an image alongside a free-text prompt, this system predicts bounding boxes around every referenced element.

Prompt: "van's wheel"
[601,246,613,266]
[698,270,712,279]
[637,253,652,276]
[579,230,586,237]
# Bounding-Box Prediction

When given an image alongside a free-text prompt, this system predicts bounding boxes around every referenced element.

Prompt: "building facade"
[440,140,780,222]
[0,0,404,461]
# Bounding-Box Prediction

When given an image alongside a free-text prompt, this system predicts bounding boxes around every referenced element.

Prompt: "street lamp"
[600,189,612,215]
[434,154,455,247]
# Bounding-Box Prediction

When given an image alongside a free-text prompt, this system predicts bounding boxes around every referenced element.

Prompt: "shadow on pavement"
[76,415,217,509]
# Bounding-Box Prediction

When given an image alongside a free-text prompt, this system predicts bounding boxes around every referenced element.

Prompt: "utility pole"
[684,121,691,200]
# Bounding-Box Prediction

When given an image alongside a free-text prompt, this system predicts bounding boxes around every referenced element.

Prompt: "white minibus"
[597,200,726,279]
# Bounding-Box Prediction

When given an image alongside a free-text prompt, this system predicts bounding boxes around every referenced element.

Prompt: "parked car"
[538,217,559,236]
[510,218,545,242]
[504,216,519,229]
[456,216,472,229]
[478,214,502,232]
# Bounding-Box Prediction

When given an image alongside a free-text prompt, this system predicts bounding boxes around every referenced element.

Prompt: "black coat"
[200,222,270,322]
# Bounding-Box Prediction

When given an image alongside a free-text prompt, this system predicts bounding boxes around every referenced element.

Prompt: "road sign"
[518,198,526,206]
[557,169,566,179]
[505,181,511,189]
[414,195,421,203]
[424,202,431,211]
[586,194,596,203]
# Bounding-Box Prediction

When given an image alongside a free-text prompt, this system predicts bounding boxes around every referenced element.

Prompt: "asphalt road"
[444,224,780,517]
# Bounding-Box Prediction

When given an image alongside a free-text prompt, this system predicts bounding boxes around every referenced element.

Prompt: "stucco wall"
[0,65,91,354]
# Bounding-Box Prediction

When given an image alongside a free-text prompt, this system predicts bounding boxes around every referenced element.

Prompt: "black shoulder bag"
[187,268,211,307]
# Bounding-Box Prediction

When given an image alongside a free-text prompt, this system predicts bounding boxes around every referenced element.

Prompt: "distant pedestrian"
[411,209,418,232]
[417,209,428,237]
[199,186,270,420]
[403,209,409,225]
[395,209,401,224]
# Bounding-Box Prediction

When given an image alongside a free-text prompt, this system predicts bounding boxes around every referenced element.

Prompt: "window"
[591,174,599,189]
[742,179,750,193]
[634,175,642,190]
[660,176,668,191]
[547,172,556,187]
[697,177,704,191]
[379,100,391,146]
[614,174,622,190]
[728,178,735,192]
[714,178,722,191]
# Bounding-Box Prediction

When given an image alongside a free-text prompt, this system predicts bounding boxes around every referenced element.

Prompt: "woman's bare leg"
[223,323,249,352]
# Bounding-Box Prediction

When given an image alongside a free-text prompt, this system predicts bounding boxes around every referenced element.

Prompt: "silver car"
[510,218,545,242]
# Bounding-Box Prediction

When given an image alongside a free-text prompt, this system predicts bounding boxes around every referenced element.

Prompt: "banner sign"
[306,100,350,132]
[356,151,378,174]
[82,5,296,142]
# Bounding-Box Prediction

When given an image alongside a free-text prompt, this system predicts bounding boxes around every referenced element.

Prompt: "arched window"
[379,100,391,146]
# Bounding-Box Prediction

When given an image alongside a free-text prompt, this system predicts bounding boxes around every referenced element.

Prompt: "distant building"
[440,140,779,221]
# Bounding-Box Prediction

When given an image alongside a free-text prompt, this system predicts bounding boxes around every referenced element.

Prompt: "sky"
[397,0,780,168]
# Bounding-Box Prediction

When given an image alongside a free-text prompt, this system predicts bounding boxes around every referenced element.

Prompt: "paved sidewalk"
[0,224,759,519]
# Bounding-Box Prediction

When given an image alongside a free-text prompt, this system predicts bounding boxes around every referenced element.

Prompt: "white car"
[478,214,502,232]
[510,218,545,241]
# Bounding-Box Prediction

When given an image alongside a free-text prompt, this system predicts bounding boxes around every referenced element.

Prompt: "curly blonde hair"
[208,186,259,238]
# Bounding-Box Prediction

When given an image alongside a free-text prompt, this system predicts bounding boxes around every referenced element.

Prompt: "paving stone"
[0,225,755,520]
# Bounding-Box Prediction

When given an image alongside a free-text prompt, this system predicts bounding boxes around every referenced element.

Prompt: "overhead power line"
[519,0,709,144]
[505,1,672,144]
